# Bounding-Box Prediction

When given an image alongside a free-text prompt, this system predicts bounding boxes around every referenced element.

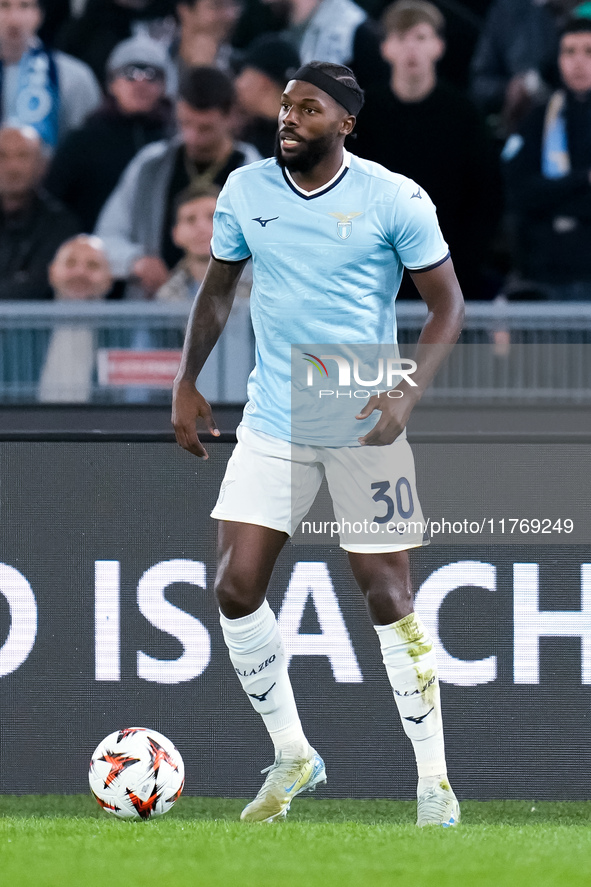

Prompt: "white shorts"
[211,425,428,553]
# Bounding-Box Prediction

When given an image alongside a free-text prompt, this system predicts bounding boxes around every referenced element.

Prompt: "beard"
[274,131,338,174]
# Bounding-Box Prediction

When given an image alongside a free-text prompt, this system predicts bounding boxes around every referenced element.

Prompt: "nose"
[281,106,299,128]
[182,126,204,147]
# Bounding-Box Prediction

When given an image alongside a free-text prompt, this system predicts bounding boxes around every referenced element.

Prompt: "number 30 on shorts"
[371,479,414,524]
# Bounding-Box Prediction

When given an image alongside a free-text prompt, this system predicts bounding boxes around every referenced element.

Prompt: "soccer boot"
[240,750,326,823]
[417,779,460,828]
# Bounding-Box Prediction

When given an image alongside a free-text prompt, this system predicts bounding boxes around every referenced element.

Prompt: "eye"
[304,107,317,114]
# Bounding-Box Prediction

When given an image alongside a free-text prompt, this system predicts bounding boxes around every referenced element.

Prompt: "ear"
[48,258,58,289]
[434,36,446,62]
[171,222,183,250]
[380,34,397,65]
[340,114,356,137]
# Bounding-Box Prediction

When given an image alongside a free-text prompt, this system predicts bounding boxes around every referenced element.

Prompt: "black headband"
[291,64,363,117]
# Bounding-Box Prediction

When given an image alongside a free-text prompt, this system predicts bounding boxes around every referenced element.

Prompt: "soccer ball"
[89,727,185,820]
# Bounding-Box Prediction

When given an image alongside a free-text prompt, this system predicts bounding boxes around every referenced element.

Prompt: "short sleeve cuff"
[405,252,451,273]
[210,247,252,264]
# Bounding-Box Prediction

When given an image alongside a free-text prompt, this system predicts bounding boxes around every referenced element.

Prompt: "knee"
[214,565,265,619]
[350,550,412,597]
[349,551,413,623]
[364,579,413,612]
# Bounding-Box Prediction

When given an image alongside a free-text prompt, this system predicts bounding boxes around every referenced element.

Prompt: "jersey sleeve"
[210,176,252,263]
[390,177,450,272]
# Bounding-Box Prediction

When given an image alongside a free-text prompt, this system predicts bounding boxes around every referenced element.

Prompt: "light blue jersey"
[210,150,449,444]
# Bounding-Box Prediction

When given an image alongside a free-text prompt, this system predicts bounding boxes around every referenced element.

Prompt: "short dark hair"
[177,0,238,8]
[303,60,365,114]
[178,66,235,113]
[382,0,445,38]
[173,183,220,219]
[561,15,591,39]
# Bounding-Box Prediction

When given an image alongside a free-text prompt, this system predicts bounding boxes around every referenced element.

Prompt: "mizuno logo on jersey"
[252,216,279,227]
[329,211,363,239]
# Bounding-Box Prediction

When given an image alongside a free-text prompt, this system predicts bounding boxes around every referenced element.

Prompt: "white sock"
[220,600,310,758]
[375,612,448,789]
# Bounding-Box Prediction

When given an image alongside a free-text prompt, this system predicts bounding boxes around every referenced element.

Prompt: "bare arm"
[172,256,248,458]
[357,257,465,445]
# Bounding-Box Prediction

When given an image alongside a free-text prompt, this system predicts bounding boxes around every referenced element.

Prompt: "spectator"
[157,182,251,299]
[0,125,79,300]
[0,0,102,148]
[502,14,591,300]
[173,0,243,74]
[156,183,253,402]
[355,0,493,90]
[259,0,389,87]
[470,0,581,135]
[55,0,177,86]
[45,36,173,231]
[38,234,113,402]
[355,0,502,298]
[233,34,300,157]
[95,65,260,299]
[48,234,113,302]
[156,184,220,301]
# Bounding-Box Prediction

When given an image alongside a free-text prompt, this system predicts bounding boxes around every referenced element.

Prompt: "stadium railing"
[1,299,591,404]
[0,299,253,405]
[397,300,591,403]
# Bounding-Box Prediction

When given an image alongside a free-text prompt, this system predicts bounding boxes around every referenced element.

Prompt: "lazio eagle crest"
[329,212,363,239]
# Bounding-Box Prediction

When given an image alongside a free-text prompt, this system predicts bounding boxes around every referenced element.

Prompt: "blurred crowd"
[1,0,591,311]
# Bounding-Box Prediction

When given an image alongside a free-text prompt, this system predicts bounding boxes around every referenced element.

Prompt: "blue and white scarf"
[0,40,60,147]
[541,90,570,179]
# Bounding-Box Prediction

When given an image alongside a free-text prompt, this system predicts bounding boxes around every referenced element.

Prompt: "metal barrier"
[396,300,591,402]
[0,299,253,405]
[1,300,591,404]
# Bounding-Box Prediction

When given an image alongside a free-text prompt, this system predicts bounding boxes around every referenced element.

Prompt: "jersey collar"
[282,149,351,200]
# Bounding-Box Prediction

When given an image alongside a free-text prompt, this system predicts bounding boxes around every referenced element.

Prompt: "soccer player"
[172,61,465,826]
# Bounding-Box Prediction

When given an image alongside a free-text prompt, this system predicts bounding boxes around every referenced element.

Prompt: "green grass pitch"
[1,796,591,887]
